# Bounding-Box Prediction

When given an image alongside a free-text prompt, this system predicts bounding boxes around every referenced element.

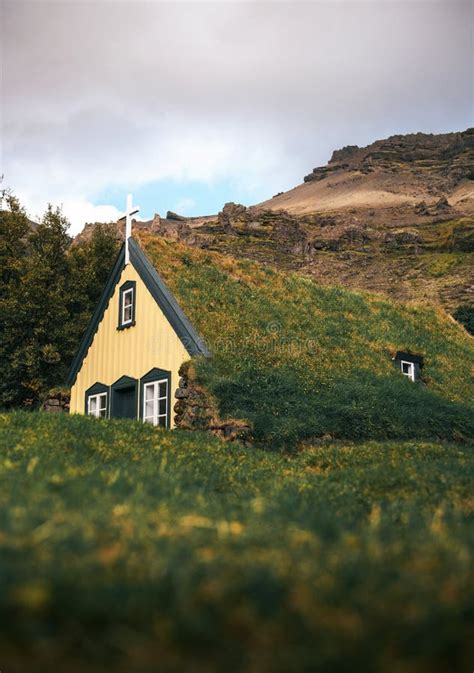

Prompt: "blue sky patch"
[95,178,272,221]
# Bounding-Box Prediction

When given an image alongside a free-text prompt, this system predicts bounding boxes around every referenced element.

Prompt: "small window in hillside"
[143,379,168,427]
[394,351,423,383]
[88,392,107,418]
[118,281,136,329]
[400,360,415,382]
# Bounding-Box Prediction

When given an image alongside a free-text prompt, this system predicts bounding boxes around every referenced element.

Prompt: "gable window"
[122,288,133,324]
[400,360,415,382]
[143,379,168,427]
[118,280,136,329]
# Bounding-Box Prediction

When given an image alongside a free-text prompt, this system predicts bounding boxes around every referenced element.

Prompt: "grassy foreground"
[1,412,473,673]
[139,232,474,447]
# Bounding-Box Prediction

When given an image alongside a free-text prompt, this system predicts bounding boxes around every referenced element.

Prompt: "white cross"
[119,193,140,265]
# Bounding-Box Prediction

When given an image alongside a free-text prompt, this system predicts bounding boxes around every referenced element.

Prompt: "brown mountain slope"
[172,205,474,311]
[79,129,474,312]
[258,128,474,215]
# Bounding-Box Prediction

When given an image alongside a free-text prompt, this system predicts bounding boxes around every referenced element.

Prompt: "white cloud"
[15,187,121,235]
[1,1,472,233]
[5,109,293,226]
[60,200,122,235]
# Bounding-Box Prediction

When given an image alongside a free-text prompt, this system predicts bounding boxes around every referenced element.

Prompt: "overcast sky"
[1,0,473,233]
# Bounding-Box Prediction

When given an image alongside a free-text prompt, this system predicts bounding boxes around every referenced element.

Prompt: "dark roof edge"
[394,351,424,365]
[66,244,126,386]
[129,238,211,358]
[66,238,210,387]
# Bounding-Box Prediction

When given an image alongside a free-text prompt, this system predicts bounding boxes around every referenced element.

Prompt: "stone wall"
[174,362,251,443]
[43,390,70,413]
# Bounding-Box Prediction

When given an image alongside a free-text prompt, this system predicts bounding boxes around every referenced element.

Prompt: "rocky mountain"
[304,128,474,188]
[79,128,474,312]
[262,128,474,214]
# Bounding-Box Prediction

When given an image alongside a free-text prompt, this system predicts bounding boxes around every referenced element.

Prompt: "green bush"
[453,304,474,335]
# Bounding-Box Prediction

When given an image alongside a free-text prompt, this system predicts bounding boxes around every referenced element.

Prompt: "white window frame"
[88,392,108,418]
[400,360,415,382]
[143,379,168,427]
[121,287,134,326]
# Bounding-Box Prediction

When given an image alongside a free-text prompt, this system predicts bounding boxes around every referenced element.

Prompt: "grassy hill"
[138,232,474,447]
[1,411,472,673]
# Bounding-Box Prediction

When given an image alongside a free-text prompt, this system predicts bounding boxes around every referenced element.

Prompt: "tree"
[1,194,120,408]
[0,193,33,405]
[1,201,72,406]
[0,191,30,289]
[66,223,121,360]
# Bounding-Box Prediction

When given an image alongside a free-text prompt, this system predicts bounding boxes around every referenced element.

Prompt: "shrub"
[453,304,474,335]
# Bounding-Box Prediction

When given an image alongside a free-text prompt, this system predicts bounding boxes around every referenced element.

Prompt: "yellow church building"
[67,235,210,428]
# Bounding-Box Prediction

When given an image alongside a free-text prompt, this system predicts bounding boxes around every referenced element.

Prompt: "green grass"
[0,411,472,673]
[424,252,461,277]
[139,233,474,447]
[422,217,474,253]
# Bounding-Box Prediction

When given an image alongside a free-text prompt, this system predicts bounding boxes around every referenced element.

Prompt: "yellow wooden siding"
[69,263,189,428]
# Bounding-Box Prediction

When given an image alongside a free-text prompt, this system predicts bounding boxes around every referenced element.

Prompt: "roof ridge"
[128,238,210,357]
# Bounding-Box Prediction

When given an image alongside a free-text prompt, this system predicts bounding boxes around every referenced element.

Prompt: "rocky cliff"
[75,128,474,313]
[303,128,474,192]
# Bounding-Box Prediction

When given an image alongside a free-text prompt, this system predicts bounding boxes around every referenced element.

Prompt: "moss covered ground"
[0,412,472,673]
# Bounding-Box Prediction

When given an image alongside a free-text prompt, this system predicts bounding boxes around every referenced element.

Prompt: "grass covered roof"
[137,231,474,446]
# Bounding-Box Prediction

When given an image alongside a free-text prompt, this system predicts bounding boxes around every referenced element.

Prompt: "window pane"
[402,363,410,374]
[159,381,168,398]
[89,397,97,414]
[158,415,167,427]
[144,416,153,424]
[145,400,154,417]
[159,398,167,416]
[145,384,155,401]
[99,408,107,418]
[122,289,133,324]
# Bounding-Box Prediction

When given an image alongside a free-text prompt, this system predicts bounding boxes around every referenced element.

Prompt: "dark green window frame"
[139,367,171,428]
[85,382,110,418]
[118,280,136,330]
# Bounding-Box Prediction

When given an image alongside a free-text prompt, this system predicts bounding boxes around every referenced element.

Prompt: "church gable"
[67,238,209,388]
[68,239,209,427]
